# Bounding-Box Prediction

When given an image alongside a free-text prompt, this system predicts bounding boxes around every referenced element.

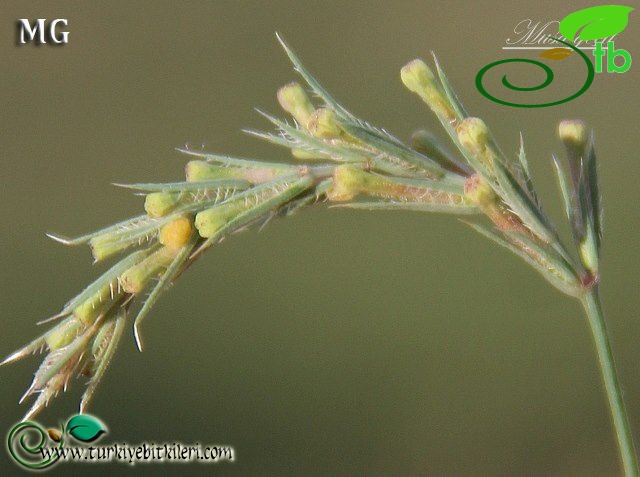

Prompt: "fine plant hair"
[3,34,637,475]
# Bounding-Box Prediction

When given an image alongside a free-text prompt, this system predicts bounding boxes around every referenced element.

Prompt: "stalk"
[581,288,638,476]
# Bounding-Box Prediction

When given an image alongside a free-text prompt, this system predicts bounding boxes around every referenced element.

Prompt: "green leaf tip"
[559,5,634,42]
[66,414,107,443]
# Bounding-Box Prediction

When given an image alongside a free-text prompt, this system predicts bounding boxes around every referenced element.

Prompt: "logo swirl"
[475,37,595,108]
[7,421,62,470]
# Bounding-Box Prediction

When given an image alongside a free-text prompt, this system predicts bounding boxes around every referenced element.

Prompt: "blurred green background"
[2,1,639,475]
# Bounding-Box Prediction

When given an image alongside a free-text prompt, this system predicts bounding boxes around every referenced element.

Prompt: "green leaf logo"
[559,5,634,41]
[65,414,107,443]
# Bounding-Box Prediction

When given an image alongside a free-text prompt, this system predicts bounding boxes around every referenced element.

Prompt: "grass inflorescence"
[3,33,636,476]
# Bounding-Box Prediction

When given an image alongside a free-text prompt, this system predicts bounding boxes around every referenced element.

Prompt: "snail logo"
[6,414,107,470]
[476,5,634,108]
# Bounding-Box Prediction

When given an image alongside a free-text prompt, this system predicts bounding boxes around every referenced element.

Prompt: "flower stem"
[581,289,638,476]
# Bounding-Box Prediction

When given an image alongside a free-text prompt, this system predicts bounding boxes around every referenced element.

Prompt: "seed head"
[159,216,194,249]
[558,119,587,146]
[195,203,240,238]
[308,108,341,138]
[186,161,239,182]
[277,81,315,126]
[327,165,366,201]
[74,285,120,326]
[44,317,81,350]
[145,192,180,218]
[401,59,457,124]
[120,248,175,294]
[400,59,436,95]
